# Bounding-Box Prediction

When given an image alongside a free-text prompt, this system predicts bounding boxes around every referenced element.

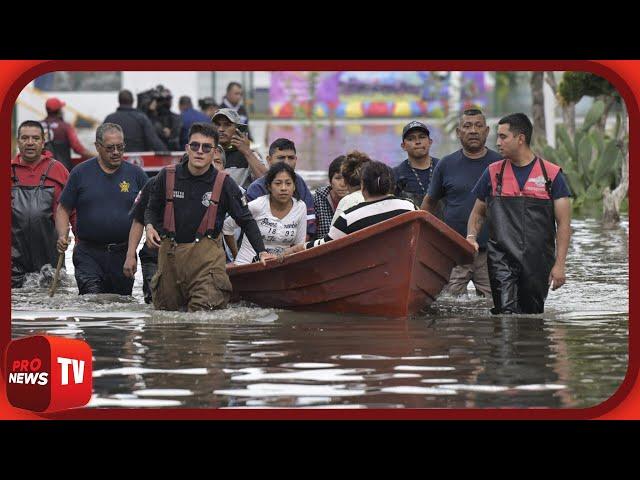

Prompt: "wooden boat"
[226,210,475,317]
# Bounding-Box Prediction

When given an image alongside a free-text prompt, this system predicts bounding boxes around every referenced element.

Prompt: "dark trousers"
[73,242,133,295]
[139,244,158,304]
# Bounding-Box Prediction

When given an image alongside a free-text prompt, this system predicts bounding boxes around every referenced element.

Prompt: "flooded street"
[11,217,628,409]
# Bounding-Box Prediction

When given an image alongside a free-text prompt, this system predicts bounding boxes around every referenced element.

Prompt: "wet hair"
[265,162,299,199]
[341,150,371,188]
[269,138,296,156]
[498,113,533,146]
[118,89,134,106]
[328,155,345,181]
[361,161,395,196]
[188,122,219,145]
[227,82,242,92]
[179,96,192,108]
[17,120,45,138]
[96,122,124,143]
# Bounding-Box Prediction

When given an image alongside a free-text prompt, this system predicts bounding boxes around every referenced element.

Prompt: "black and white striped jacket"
[305,195,417,249]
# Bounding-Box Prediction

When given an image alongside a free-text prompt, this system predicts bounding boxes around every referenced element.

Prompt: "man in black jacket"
[145,122,276,311]
[104,90,166,152]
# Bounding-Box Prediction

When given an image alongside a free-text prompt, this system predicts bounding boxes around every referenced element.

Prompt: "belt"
[80,239,128,252]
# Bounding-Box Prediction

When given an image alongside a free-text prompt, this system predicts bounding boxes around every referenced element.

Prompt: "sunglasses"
[99,143,125,152]
[188,142,215,153]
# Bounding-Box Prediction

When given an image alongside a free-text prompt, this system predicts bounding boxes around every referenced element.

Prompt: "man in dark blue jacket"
[104,90,166,152]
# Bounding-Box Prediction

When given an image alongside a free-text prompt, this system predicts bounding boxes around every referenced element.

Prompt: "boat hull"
[227,210,475,317]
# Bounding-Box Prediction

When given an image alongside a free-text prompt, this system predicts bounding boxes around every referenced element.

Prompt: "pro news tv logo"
[4,335,92,412]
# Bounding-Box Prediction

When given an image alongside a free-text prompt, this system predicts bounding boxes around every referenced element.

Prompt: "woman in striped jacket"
[285,160,417,255]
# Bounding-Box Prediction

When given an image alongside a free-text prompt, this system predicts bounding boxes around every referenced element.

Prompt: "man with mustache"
[55,123,149,295]
[421,109,502,298]
[11,121,74,288]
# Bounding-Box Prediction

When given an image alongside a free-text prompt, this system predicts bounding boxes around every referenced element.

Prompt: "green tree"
[545,72,627,224]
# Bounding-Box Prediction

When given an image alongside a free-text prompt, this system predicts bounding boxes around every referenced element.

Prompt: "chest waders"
[151,166,233,311]
[487,158,559,314]
[11,161,60,287]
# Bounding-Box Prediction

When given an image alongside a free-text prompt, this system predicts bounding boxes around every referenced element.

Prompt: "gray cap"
[212,107,241,124]
[402,120,430,139]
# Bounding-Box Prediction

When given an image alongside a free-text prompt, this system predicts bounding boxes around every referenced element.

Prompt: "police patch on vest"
[119,181,130,193]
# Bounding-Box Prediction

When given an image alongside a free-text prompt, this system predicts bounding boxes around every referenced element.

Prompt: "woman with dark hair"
[331,150,371,224]
[286,161,416,254]
[223,162,307,264]
[313,155,349,239]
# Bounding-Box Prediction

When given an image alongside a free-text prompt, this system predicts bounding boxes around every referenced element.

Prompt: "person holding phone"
[212,108,267,189]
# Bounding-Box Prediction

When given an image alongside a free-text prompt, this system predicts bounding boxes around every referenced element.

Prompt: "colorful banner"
[269,71,491,119]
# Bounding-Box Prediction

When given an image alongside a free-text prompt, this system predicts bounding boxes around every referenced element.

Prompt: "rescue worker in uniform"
[466,113,572,314]
[144,122,276,312]
[41,97,95,172]
[123,145,227,304]
[55,123,149,295]
[11,121,73,288]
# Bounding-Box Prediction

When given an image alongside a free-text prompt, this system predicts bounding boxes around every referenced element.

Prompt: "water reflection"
[10,149,628,410]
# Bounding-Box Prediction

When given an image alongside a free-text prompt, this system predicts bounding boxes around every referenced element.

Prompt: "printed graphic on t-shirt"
[119,181,130,193]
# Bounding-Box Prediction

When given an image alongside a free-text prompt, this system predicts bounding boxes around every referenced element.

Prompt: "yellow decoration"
[394,101,411,117]
[345,101,364,118]
[119,181,130,193]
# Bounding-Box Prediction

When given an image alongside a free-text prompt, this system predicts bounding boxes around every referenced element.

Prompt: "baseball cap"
[402,121,430,139]
[212,107,241,124]
[45,97,65,112]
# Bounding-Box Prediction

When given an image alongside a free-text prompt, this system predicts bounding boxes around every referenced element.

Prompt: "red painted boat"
[226,210,475,317]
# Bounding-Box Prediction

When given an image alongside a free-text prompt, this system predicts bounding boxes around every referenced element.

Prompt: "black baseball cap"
[402,121,430,139]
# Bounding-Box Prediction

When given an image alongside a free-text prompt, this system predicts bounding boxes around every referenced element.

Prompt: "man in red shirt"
[41,97,95,172]
[12,120,74,288]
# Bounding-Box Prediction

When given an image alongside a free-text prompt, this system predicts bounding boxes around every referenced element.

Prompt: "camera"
[137,85,170,114]
[236,123,248,135]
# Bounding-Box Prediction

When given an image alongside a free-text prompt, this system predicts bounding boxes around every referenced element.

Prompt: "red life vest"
[163,165,228,240]
[489,157,561,199]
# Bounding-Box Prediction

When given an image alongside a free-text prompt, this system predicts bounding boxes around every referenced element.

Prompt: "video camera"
[137,85,172,114]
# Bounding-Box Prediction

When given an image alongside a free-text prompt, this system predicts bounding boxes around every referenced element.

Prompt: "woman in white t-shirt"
[224,162,307,265]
